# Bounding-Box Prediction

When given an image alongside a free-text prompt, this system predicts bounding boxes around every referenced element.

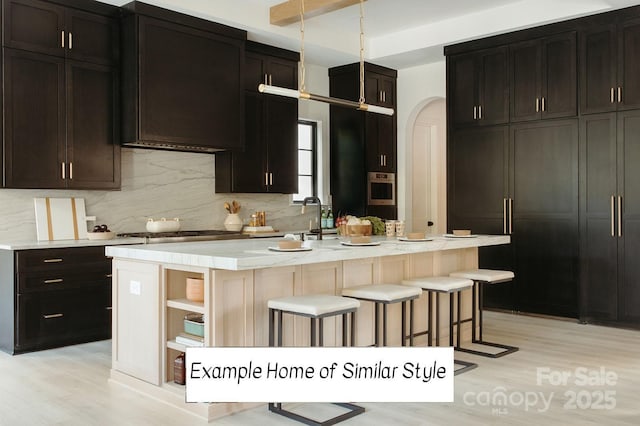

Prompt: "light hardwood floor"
[1,312,639,425]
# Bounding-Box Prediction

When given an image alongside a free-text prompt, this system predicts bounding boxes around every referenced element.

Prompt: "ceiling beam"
[270,0,366,26]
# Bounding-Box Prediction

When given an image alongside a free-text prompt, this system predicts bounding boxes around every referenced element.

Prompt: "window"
[292,120,317,202]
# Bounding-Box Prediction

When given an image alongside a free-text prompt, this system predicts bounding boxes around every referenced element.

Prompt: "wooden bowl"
[452,229,471,236]
[87,231,115,240]
[406,232,425,240]
[278,240,302,250]
[350,235,371,244]
[346,224,372,236]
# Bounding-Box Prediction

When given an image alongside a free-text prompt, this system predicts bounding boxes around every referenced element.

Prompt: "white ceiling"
[100,0,640,69]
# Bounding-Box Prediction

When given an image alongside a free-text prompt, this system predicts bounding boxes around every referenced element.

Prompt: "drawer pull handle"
[43,313,64,319]
[106,307,113,311]
[44,279,63,284]
[106,274,113,278]
[43,258,63,263]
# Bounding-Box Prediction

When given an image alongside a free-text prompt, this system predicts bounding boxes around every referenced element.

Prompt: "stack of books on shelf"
[175,332,204,347]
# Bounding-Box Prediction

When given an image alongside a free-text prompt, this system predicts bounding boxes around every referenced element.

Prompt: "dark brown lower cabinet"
[580,110,640,325]
[0,246,112,354]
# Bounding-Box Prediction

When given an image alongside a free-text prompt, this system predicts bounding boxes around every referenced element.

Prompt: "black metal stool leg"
[383,303,388,347]
[277,310,283,347]
[409,299,415,347]
[350,311,356,347]
[342,313,348,347]
[449,293,454,347]
[457,291,462,349]
[310,318,317,347]
[319,318,324,347]
[269,308,275,347]
[374,302,380,347]
[401,301,407,347]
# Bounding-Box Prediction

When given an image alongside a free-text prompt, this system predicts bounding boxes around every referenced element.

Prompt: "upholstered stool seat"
[402,276,477,375]
[267,294,364,425]
[342,284,422,346]
[449,269,519,358]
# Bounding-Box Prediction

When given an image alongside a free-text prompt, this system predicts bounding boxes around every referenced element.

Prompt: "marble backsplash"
[0,148,314,242]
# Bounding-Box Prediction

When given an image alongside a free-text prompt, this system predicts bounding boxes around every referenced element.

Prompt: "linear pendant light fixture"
[259,0,395,116]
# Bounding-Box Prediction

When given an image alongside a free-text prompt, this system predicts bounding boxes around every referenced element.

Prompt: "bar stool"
[449,269,519,358]
[341,284,423,347]
[267,294,364,425]
[402,276,478,375]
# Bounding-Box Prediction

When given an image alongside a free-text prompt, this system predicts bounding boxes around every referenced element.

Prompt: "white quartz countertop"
[0,237,145,251]
[105,234,510,271]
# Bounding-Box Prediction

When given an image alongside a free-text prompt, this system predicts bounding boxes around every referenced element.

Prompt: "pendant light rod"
[259,0,394,116]
[258,84,394,115]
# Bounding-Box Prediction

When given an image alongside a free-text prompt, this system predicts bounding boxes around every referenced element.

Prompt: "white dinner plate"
[340,241,381,247]
[397,237,433,242]
[268,246,312,252]
[443,234,478,238]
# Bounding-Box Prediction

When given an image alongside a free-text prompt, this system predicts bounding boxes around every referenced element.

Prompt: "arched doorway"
[407,98,446,234]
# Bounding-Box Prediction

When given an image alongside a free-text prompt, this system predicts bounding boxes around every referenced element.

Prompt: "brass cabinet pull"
[618,87,622,103]
[473,106,477,120]
[61,31,65,48]
[105,307,113,311]
[106,274,113,278]
[44,258,63,263]
[69,32,72,49]
[478,105,483,119]
[265,172,269,186]
[611,88,616,104]
[503,198,508,235]
[611,195,615,237]
[44,278,63,284]
[618,195,623,237]
[43,313,64,319]
[536,98,540,112]
[61,162,66,179]
[542,97,546,112]
[69,162,73,180]
[269,74,272,85]
[269,173,273,186]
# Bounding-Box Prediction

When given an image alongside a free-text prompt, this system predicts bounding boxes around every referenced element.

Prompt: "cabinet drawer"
[16,286,111,351]
[16,246,109,272]
[17,267,111,293]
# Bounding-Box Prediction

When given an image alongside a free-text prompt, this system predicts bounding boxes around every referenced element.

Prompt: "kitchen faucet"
[301,196,323,240]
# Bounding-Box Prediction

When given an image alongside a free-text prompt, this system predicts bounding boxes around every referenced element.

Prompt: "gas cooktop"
[117,230,249,243]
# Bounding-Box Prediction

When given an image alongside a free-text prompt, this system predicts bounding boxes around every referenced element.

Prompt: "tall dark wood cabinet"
[2,0,120,189]
[329,62,398,219]
[510,32,577,122]
[449,47,509,127]
[215,41,299,193]
[120,2,245,153]
[580,110,640,324]
[580,17,640,115]
[447,4,640,325]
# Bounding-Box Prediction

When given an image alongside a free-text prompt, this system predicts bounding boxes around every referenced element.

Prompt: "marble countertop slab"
[0,237,146,251]
[105,234,511,271]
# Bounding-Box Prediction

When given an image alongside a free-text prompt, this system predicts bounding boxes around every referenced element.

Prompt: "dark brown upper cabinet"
[365,70,395,108]
[580,17,640,115]
[215,42,299,194]
[3,0,118,65]
[120,2,246,153]
[510,32,577,122]
[449,46,509,127]
[2,0,120,190]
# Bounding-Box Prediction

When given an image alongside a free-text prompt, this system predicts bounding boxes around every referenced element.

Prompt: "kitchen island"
[105,234,509,421]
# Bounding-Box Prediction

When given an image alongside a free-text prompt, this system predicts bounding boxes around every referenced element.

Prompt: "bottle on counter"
[321,207,328,229]
[327,208,334,229]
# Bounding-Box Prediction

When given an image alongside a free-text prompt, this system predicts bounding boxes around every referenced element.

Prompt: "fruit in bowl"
[87,224,115,240]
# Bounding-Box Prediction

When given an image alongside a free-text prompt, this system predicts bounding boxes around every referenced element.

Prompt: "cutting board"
[34,198,88,241]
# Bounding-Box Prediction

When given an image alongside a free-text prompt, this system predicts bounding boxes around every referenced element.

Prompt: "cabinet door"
[618,18,640,111]
[477,47,509,125]
[510,120,579,317]
[3,0,65,57]
[579,114,618,321]
[268,57,298,90]
[510,40,540,122]
[267,98,298,193]
[66,61,120,189]
[379,75,395,108]
[449,53,477,127]
[3,49,66,189]
[245,51,266,92]
[542,33,577,119]
[138,16,243,151]
[580,25,617,115]
[66,9,118,65]
[618,110,640,322]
